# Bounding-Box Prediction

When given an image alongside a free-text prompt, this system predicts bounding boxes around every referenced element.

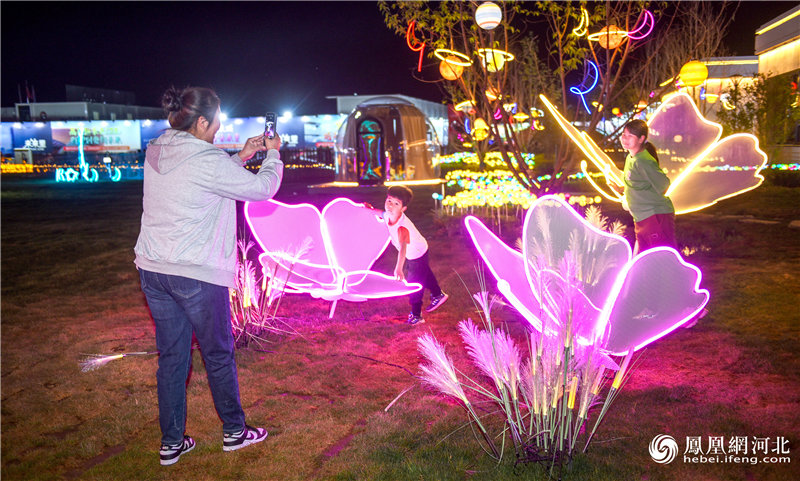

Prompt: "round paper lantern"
[439,57,464,80]
[473,118,490,141]
[486,51,505,72]
[475,2,502,30]
[679,61,708,87]
[596,25,626,49]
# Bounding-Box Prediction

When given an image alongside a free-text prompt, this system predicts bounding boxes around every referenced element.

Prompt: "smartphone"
[265,112,277,139]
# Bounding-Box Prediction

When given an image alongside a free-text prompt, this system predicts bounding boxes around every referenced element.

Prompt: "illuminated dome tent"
[335,96,440,185]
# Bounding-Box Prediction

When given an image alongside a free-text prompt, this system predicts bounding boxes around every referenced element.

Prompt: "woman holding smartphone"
[134,86,281,465]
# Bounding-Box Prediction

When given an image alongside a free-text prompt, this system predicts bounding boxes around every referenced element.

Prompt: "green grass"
[2,177,799,480]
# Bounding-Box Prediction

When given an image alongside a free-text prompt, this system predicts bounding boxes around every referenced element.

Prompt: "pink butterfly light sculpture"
[540,92,769,214]
[465,195,709,356]
[245,198,421,317]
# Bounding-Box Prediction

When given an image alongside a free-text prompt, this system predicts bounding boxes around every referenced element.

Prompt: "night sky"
[1,1,796,118]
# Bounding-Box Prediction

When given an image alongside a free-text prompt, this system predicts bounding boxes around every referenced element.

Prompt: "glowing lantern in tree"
[473,118,490,141]
[475,2,502,30]
[679,61,708,87]
[478,48,515,72]
[485,86,500,101]
[594,25,626,49]
[439,57,464,80]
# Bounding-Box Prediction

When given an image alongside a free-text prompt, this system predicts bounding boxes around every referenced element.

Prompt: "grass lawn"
[2,176,799,480]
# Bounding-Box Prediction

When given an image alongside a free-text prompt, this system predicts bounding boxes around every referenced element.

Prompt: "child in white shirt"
[380,185,448,324]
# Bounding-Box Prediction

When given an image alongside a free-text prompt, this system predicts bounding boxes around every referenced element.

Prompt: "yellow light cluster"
[442,169,602,211]
[433,151,536,168]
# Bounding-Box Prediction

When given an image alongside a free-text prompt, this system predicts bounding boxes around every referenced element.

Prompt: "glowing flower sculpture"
[540,92,769,214]
[465,195,709,356]
[245,197,422,317]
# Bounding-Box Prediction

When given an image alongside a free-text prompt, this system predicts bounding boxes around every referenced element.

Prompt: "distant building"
[755,4,800,77]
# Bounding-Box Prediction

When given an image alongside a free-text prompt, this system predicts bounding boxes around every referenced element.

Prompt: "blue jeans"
[139,269,246,445]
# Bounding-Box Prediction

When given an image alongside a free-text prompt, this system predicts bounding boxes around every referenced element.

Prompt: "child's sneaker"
[160,435,195,466]
[407,313,425,325]
[425,292,449,312]
[223,425,268,452]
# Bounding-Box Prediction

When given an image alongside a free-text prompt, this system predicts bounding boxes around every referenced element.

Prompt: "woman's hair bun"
[161,87,183,113]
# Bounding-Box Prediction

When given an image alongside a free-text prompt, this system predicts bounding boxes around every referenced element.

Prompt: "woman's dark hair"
[161,86,220,132]
[624,119,659,164]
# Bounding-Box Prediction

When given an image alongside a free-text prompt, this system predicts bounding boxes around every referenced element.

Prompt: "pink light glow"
[627,9,655,40]
[245,197,421,311]
[465,195,709,356]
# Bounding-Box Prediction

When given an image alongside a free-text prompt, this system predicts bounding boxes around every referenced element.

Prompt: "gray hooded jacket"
[134,129,283,287]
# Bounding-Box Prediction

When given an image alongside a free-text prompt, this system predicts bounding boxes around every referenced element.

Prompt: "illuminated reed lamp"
[475,2,502,30]
[679,60,708,87]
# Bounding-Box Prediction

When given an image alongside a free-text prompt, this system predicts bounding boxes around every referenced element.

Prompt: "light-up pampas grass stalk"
[230,238,310,347]
[79,351,157,372]
[420,262,634,472]
[417,333,500,458]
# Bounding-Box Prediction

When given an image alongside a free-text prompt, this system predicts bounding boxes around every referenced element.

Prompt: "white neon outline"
[595,246,709,356]
[464,196,708,356]
[463,215,544,330]
[244,197,422,307]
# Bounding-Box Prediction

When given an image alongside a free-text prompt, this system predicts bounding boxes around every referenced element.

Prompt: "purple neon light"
[245,197,422,304]
[627,9,654,40]
[465,195,709,355]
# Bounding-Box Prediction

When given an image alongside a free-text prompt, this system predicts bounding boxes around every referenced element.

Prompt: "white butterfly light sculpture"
[540,92,769,214]
[245,197,421,317]
[465,195,709,356]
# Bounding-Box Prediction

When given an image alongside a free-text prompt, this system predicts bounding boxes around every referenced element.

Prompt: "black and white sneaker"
[223,425,268,452]
[407,313,425,325]
[160,435,195,466]
[425,293,449,312]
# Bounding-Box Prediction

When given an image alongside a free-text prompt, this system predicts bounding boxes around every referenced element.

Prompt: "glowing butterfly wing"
[522,196,631,308]
[464,215,545,331]
[647,92,722,181]
[536,268,602,342]
[244,200,337,286]
[321,198,391,275]
[539,94,625,187]
[319,198,421,301]
[599,247,709,356]
[339,270,422,302]
[667,134,768,214]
